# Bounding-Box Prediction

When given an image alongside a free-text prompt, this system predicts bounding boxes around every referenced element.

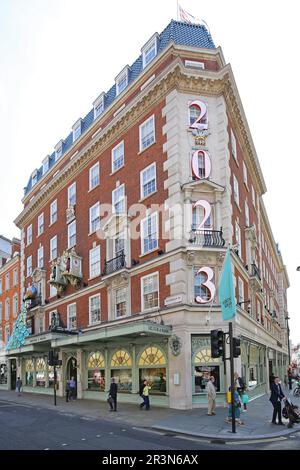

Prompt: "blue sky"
[1,0,299,343]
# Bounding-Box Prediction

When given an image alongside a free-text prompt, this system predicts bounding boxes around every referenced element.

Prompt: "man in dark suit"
[270,376,286,425]
[109,377,118,411]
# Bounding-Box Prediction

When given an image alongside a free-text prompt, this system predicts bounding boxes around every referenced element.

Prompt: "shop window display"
[25,359,34,386]
[138,346,167,394]
[194,348,220,393]
[87,351,105,391]
[36,357,46,387]
[0,363,7,384]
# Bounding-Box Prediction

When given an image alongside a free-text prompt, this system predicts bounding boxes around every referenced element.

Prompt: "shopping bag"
[227,391,232,403]
[242,394,249,404]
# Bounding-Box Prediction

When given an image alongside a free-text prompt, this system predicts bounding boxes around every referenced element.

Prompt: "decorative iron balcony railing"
[103,251,126,276]
[189,228,225,248]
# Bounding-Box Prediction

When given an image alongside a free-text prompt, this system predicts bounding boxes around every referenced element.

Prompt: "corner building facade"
[10,21,289,408]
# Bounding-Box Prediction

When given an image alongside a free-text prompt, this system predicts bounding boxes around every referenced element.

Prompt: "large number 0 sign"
[195,267,216,304]
[189,100,208,130]
[191,150,211,180]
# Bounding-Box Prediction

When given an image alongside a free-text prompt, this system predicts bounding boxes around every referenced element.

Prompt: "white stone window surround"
[89,293,101,325]
[140,211,158,255]
[67,303,77,330]
[89,201,101,234]
[27,224,32,245]
[141,33,159,69]
[231,129,237,160]
[111,141,125,173]
[112,184,125,215]
[50,199,57,225]
[68,182,76,207]
[93,92,105,120]
[140,162,157,199]
[26,255,32,277]
[233,174,239,206]
[37,212,44,236]
[68,220,76,248]
[54,139,64,161]
[42,155,50,175]
[50,235,57,261]
[37,245,44,268]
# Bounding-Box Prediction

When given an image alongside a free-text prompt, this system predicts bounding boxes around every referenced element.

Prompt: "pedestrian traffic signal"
[210,330,224,358]
[233,337,241,358]
[48,350,60,366]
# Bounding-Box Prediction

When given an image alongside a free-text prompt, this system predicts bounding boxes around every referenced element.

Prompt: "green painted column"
[131,344,138,393]
[104,348,110,393]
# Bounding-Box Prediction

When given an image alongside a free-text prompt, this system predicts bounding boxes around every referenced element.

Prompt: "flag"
[219,249,236,321]
[178,5,210,31]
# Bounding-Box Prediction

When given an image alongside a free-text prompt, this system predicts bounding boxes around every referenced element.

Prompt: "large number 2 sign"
[193,200,211,230]
[191,150,211,180]
[189,100,208,130]
[195,267,216,304]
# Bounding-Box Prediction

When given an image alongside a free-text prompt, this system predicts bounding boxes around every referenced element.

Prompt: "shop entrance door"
[10,359,17,390]
[67,357,77,398]
[269,360,274,386]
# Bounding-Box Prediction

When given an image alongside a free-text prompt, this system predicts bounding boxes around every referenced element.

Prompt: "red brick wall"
[0,257,21,342]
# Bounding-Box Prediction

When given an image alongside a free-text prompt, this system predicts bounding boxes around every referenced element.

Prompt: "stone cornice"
[16,59,267,228]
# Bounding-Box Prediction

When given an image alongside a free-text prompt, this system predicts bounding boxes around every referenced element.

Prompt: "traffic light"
[233,337,241,358]
[210,330,224,358]
[48,350,61,366]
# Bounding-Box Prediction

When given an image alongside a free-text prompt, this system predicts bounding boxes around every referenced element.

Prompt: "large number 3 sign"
[189,100,208,130]
[195,267,216,304]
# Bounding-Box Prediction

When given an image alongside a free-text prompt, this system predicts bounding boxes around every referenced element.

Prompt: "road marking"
[61,443,68,446]
[122,429,126,432]
[44,448,50,450]
[96,435,101,438]
[81,416,96,421]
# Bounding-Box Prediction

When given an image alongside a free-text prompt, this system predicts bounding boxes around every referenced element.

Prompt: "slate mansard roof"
[24,20,215,196]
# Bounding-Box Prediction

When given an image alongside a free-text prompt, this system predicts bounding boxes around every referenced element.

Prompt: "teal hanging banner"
[5,303,30,351]
[219,249,236,321]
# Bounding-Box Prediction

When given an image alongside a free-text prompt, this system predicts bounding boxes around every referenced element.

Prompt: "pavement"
[0,387,299,442]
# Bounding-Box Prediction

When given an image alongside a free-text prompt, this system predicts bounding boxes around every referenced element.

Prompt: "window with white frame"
[142,36,157,68]
[5,298,9,320]
[0,302,2,321]
[42,156,49,175]
[192,204,212,230]
[89,294,101,324]
[31,170,37,186]
[37,246,44,268]
[141,212,158,254]
[115,287,127,318]
[27,256,32,277]
[38,213,44,236]
[89,202,100,233]
[141,273,159,311]
[257,301,261,321]
[55,141,63,160]
[235,221,241,257]
[49,284,57,298]
[68,182,76,207]
[13,269,18,286]
[245,201,250,227]
[89,162,100,190]
[189,103,208,128]
[93,96,104,119]
[5,325,10,343]
[252,185,256,208]
[112,185,125,214]
[112,141,124,173]
[67,303,77,330]
[231,129,237,160]
[13,293,18,317]
[194,268,211,302]
[237,277,244,305]
[50,200,57,225]
[5,273,9,291]
[73,122,82,142]
[50,236,57,261]
[139,115,155,151]
[115,233,125,257]
[140,163,156,199]
[68,220,76,248]
[233,175,239,206]
[27,224,32,245]
[116,71,128,96]
[0,280,2,295]
[89,246,100,278]
[243,162,248,186]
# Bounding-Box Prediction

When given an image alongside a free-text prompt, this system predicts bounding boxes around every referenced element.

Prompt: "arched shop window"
[36,357,46,387]
[48,365,54,388]
[87,351,105,391]
[138,346,167,395]
[110,349,132,392]
[25,359,34,386]
[194,348,221,393]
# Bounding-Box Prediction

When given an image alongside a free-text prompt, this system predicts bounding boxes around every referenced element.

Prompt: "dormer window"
[72,119,83,142]
[31,170,38,187]
[54,140,64,161]
[115,66,130,96]
[141,33,158,69]
[42,156,50,175]
[93,93,105,120]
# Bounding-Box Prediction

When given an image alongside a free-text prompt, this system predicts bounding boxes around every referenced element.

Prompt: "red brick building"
[6,20,289,408]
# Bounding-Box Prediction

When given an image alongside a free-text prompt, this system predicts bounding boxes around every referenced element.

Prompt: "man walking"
[270,376,286,425]
[16,377,22,396]
[109,377,118,411]
[206,376,216,416]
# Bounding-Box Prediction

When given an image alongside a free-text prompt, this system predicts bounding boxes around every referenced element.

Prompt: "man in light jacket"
[207,376,216,416]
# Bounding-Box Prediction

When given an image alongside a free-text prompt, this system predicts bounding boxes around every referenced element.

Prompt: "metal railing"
[189,228,225,248]
[103,251,126,276]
